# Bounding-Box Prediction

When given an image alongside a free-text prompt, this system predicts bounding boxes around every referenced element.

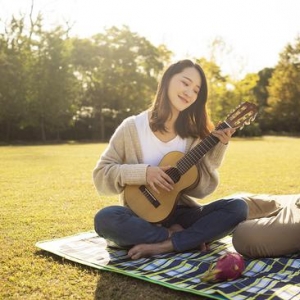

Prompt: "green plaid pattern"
[36,232,300,300]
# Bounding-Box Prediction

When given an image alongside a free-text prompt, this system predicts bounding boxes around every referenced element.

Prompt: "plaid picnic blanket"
[36,231,300,300]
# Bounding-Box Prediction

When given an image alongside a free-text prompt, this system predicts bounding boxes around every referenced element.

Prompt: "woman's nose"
[184,89,192,97]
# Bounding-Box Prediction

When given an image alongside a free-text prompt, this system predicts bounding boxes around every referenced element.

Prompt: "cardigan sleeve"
[93,118,149,196]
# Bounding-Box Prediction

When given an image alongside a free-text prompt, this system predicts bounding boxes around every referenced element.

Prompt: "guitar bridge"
[139,185,160,208]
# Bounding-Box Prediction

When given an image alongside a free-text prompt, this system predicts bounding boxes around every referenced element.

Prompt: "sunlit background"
[1,0,300,78]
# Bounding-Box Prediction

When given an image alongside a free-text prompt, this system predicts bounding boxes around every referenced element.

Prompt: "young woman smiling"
[93,59,248,259]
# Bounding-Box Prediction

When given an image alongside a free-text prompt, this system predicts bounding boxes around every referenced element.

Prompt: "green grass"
[1,136,299,299]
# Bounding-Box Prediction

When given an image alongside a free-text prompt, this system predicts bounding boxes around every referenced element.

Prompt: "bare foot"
[199,242,210,252]
[127,224,208,259]
[128,239,174,260]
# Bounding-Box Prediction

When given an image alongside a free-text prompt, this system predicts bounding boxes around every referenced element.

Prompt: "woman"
[93,59,248,260]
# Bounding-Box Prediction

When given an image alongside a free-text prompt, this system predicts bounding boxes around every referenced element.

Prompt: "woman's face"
[167,67,201,113]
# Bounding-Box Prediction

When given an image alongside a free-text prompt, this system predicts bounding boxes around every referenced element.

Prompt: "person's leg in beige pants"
[232,193,300,258]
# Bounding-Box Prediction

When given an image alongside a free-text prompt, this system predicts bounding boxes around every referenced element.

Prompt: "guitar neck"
[177,122,230,175]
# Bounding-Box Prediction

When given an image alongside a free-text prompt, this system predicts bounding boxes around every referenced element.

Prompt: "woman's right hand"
[146,166,174,194]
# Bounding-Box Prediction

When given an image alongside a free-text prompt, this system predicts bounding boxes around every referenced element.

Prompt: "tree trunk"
[40,118,46,142]
[100,110,105,141]
[5,120,11,142]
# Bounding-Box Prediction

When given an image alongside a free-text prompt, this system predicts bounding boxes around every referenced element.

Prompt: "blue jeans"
[94,198,248,252]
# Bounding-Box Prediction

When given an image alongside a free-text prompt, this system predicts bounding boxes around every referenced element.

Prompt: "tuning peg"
[252,113,258,121]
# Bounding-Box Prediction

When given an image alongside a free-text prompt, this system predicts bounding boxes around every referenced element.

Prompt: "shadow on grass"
[94,271,207,300]
[35,249,206,300]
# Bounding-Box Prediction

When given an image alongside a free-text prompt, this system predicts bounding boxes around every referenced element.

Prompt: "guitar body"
[124,151,199,223]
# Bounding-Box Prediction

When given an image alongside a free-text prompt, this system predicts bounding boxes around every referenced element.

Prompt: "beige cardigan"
[93,113,228,207]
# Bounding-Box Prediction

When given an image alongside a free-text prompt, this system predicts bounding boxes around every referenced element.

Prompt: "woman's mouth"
[178,95,188,103]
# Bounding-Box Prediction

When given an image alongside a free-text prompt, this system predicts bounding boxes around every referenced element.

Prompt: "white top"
[134,111,186,166]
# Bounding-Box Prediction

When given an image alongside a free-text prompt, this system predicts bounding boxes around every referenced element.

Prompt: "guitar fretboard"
[176,122,230,175]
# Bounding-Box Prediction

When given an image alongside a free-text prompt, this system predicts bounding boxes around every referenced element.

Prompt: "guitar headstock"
[225,102,258,129]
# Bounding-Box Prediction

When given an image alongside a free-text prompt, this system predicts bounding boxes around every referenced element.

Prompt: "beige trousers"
[231,193,300,258]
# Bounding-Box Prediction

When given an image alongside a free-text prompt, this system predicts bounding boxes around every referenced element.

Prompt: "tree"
[0,16,29,141]
[26,21,79,141]
[253,68,274,132]
[197,56,260,135]
[267,36,300,132]
[232,73,261,136]
[196,57,228,123]
[72,26,172,140]
[0,11,79,142]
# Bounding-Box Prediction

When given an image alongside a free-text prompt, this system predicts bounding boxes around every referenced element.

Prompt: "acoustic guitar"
[124,102,258,223]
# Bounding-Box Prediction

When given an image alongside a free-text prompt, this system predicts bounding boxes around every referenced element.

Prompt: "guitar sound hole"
[165,167,181,183]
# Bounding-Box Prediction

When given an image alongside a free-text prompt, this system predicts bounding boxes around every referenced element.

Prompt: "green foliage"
[196,57,228,123]
[196,58,260,134]
[28,25,80,140]
[0,16,29,140]
[0,13,300,142]
[267,36,300,132]
[252,68,274,132]
[71,26,172,140]
[0,15,172,142]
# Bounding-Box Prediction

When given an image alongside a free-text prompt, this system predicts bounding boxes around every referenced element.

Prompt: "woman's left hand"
[212,127,236,145]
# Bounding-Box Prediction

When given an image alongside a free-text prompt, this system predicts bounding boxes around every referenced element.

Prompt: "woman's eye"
[182,81,188,86]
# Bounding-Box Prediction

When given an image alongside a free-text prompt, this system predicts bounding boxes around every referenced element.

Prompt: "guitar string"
[167,122,229,179]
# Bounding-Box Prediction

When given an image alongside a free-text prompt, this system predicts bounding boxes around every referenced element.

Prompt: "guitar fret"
[177,123,229,174]
[201,142,211,151]
[206,136,217,147]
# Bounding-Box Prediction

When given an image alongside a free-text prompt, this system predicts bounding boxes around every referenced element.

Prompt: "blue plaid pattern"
[36,232,300,300]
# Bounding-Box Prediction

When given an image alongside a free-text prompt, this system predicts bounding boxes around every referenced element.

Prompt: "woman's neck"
[149,110,179,143]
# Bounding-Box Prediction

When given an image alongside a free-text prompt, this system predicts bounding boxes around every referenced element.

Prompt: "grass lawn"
[1,136,299,299]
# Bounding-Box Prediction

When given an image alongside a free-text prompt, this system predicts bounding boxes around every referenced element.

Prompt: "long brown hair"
[149,59,214,139]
